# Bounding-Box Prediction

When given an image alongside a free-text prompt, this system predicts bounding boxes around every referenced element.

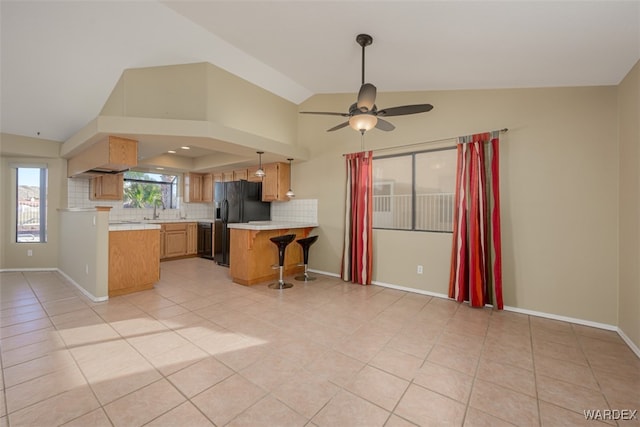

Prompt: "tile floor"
[1,258,639,427]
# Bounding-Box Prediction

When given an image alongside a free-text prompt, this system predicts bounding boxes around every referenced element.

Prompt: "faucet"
[153,200,165,220]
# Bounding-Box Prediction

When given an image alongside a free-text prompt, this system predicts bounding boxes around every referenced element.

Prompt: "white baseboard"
[503,305,617,331]
[617,327,640,359]
[56,269,108,303]
[0,267,57,272]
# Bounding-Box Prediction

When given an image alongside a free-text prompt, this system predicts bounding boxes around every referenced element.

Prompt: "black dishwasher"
[197,222,214,259]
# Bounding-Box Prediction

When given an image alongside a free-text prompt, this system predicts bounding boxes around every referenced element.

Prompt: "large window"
[373,148,456,232]
[123,172,178,209]
[16,167,47,242]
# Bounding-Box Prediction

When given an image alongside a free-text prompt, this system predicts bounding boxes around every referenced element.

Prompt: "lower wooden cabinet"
[186,223,197,255]
[160,222,198,260]
[109,229,160,297]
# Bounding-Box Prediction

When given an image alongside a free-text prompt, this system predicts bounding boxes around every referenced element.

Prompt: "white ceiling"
[1,0,639,145]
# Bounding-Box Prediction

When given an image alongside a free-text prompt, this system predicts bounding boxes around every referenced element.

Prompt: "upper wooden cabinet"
[184,172,213,203]
[246,166,263,183]
[90,173,124,201]
[68,136,137,178]
[233,169,248,181]
[262,162,290,202]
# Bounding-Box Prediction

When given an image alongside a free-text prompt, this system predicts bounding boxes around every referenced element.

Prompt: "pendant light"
[255,151,265,178]
[285,158,295,198]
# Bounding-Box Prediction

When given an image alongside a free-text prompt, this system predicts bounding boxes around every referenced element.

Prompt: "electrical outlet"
[27,249,33,257]
[417,265,423,274]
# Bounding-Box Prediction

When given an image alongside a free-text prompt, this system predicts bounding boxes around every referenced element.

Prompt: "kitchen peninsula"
[227,221,318,285]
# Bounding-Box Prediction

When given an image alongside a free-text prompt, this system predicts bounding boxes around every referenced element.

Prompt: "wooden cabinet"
[109,229,160,297]
[222,171,234,182]
[68,136,137,178]
[160,227,166,259]
[233,169,248,181]
[184,172,212,203]
[202,174,213,202]
[90,173,124,200]
[186,223,198,255]
[262,162,291,202]
[246,166,263,183]
[160,222,198,260]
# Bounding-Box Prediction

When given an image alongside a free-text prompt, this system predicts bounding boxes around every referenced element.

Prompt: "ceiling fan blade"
[327,121,350,132]
[377,104,434,117]
[356,83,377,112]
[299,111,350,117]
[375,118,395,132]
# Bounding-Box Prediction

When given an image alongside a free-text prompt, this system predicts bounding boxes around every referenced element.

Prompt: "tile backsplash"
[67,178,317,223]
[271,199,318,223]
[67,178,214,221]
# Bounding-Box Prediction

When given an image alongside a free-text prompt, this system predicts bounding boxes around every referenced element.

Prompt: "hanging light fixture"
[349,112,377,134]
[255,151,265,178]
[286,158,295,198]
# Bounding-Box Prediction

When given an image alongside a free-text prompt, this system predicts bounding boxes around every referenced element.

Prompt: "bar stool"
[268,234,297,289]
[295,235,319,282]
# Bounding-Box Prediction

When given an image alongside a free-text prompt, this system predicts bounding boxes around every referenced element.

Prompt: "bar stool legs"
[295,235,319,282]
[268,234,296,289]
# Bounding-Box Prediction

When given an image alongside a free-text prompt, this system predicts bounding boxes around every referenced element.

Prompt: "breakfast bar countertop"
[227,221,319,231]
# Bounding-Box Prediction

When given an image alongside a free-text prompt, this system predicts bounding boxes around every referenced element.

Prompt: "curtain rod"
[343,128,508,156]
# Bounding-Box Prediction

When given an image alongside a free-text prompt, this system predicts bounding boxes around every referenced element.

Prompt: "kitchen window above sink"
[123,171,178,209]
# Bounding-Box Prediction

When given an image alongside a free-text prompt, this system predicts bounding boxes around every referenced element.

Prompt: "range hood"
[67,136,137,178]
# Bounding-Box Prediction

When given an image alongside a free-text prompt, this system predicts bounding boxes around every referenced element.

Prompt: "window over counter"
[16,166,48,243]
[373,148,456,232]
[123,172,178,209]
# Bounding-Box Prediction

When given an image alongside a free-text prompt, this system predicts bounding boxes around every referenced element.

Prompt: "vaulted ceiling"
[2,1,638,147]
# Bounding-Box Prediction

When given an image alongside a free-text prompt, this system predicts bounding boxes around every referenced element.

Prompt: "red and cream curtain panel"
[449,131,503,309]
[341,151,373,285]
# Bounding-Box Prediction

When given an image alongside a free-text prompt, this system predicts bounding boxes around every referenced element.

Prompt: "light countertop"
[108,218,214,231]
[109,223,161,231]
[227,221,318,231]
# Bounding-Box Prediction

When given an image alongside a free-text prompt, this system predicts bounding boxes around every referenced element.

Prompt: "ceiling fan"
[300,33,433,134]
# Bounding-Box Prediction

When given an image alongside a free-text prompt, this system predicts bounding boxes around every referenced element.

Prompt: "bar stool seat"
[295,235,319,282]
[268,234,297,289]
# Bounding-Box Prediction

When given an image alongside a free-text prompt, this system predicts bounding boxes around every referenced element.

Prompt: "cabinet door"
[186,223,198,255]
[90,174,124,200]
[262,162,290,201]
[202,174,213,202]
[184,173,204,203]
[233,169,248,181]
[246,166,263,183]
[222,171,234,182]
[165,230,187,258]
[160,229,166,259]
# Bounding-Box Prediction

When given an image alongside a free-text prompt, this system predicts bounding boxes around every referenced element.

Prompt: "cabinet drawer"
[163,223,187,232]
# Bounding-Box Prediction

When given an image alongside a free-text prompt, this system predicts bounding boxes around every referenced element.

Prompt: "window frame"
[15,166,48,243]
[123,171,178,209]
[373,146,456,233]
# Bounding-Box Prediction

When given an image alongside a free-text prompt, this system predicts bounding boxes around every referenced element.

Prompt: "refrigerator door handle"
[222,199,229,222]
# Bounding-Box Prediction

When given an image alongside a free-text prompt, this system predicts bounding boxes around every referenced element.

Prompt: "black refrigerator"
[214,180,270,267]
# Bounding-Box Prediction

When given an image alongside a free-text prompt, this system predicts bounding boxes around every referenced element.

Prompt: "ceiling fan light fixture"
[349,113,377,134]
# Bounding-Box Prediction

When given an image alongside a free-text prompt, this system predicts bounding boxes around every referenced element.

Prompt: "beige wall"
[618,60,640,347]
[100,62,299,147]
[0,134,68,269]
[58,209,109,300]
[297,86,620,326]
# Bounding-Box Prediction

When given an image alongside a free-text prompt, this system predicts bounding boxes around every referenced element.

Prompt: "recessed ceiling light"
[156,167,165,170]
[168,150,176,154]
[181,146,190,150]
